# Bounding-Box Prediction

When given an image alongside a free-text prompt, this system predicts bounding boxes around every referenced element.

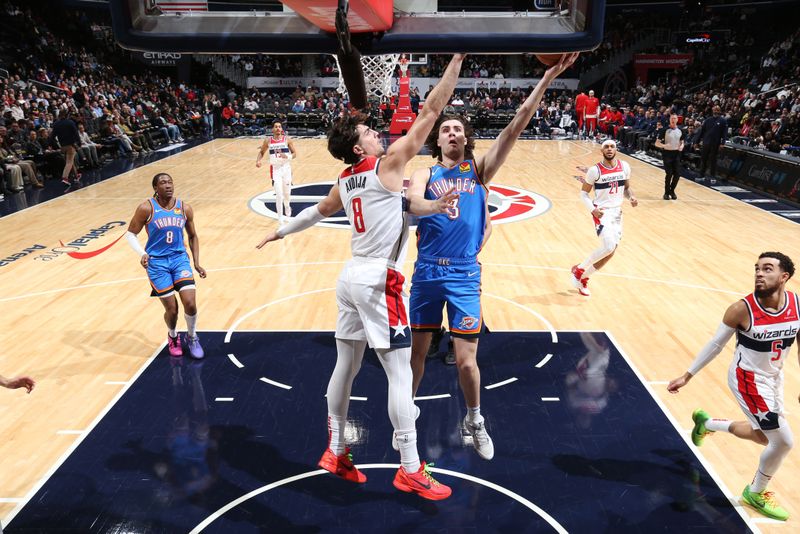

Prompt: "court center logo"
[249,182,551,228]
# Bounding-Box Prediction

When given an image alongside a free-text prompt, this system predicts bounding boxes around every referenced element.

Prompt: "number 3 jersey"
[338,156,409,264]
[145,197,187,257]
[585,160,631,210]
[735,291,799,377]
[417,159,487,259]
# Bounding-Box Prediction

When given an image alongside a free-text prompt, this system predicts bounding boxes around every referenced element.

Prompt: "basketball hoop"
[335,53,401,102]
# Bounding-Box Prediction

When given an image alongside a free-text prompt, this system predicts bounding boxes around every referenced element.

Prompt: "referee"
[655,113,685,200]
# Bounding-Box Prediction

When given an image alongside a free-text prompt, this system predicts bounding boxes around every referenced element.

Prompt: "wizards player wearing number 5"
[406,53,580,462]
[668,253,798,521]
[256,121,297,225]
[570,140,637,297]
[126,173,207,359]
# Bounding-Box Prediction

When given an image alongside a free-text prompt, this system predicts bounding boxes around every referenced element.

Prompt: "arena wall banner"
[717,145,800,204]
[632,54,693,83]
[247,77,579,92]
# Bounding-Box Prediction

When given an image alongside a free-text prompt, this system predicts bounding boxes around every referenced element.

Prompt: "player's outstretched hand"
[667,373,691,393]
[256,231,283,249]
[140,254,149,269]
[195,264,207,278]
[544,52,579,78]
[5,376,35,393]
[433,187,460,215]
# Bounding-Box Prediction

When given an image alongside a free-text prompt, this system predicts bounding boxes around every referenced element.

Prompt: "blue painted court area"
[5,332,751,533]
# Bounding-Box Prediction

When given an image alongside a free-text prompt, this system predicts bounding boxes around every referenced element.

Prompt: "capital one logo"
[248,182,551,228]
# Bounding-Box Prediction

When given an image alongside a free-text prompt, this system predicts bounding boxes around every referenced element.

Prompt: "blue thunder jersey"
[145,198,187,257]
[416,159,487,259]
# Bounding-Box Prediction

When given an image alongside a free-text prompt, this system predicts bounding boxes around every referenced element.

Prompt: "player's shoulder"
[620,160,631,173]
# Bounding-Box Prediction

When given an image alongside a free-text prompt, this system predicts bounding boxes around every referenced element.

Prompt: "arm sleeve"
[125,231,146,257]
[276,204,325,238]
[580,190,595,212]
[687,323,736,376]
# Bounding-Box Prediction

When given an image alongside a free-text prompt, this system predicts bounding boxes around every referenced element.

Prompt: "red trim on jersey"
[384,268,408,327]
[744,291,796,325]
[597,160,623,175]
[340,156,378,180]
[736,367,769,414]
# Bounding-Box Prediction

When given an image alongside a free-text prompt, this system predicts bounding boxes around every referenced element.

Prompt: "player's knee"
[184,302,198,315]
[456,357,478,374]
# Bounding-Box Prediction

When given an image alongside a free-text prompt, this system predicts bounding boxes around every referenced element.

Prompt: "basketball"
[536,53,564,66]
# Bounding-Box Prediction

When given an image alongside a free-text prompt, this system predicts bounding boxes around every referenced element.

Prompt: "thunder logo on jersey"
[417,159,487,259]
[146,198,187,257]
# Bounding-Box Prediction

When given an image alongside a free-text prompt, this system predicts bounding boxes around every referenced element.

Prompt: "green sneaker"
[691,409,712,446]
[742,485,789,521]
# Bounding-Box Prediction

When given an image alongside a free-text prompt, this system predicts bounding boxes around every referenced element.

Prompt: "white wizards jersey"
[338,156,409,265]
[269,135,291,166]
[585,160,631,209]
[735,291,799,377]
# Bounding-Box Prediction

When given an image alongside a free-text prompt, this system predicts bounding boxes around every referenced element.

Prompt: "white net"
[335,53,401,101]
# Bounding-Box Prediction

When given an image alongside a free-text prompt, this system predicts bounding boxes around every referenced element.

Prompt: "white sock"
[467,405,481,423]
[168,329,177,338]
[327,414,346,455]
[706,419,731,433]
[582,265,597,277]
[185,313,197,338]
[750,470,772,493]
[396,430,421,473]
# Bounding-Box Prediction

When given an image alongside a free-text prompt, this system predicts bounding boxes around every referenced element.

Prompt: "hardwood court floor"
[1,138,797,531]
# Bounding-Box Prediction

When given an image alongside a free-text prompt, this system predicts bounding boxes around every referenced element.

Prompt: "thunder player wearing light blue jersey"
[406,53,579,461]
[126,173,207,359]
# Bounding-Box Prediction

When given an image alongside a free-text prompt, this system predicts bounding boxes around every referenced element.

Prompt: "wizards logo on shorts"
[249,181,551,229]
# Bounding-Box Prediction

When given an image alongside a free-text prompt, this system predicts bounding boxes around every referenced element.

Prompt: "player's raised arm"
[380,54,466,182]
[256,183,344,248]
[478,53,578,183]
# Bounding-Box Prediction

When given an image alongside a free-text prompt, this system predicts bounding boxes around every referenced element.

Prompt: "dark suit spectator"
[51,110,81,185]
[697,105,728,181]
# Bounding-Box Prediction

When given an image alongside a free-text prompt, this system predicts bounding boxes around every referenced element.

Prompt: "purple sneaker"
[168,334,182,357]
[187,334,204,359]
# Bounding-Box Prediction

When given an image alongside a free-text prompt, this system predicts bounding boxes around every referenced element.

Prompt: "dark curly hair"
[152,172,171,188]
[425,114,475,162]
[327,112,368,165]
[759,251,795,279]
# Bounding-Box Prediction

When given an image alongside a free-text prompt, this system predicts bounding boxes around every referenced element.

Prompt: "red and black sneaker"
[393,462,451,501]
[318,448,366,483]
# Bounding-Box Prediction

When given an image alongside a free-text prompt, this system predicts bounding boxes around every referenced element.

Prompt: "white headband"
[601,140,617,148]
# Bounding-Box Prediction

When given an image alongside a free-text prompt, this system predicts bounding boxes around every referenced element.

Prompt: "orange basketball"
[536,53,564,66]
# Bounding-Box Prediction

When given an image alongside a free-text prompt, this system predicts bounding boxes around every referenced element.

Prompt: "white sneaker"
[463,415,494,460]
[392,404,421,451]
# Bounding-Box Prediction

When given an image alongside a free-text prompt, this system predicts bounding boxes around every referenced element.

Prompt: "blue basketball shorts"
[410,257,482,338]
[147,253,195,298]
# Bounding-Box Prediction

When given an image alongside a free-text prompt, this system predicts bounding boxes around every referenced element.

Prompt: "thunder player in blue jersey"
[126,173,207,359]
[406,53,578,460]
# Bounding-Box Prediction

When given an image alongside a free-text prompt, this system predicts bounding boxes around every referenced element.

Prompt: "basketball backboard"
[110,1,604,55]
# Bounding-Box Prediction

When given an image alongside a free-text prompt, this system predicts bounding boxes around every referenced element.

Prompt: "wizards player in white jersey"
[126,173,207,359]
[406,53,579,462]
[570,140,638,297]
[669,252,798,521]
[256,54,465,501]
[256,121,297,224]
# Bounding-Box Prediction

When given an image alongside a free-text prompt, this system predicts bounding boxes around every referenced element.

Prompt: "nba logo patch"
[459,316,479,330]
[459,162,471,173]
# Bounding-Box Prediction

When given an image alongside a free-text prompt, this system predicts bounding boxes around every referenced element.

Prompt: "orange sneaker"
[393,462,451,500]
[318,448,367,483]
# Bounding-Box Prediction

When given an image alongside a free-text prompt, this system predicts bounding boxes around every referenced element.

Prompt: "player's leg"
[409,263,446,397]
[171,255,202,358]
[282,169,293,217]
[148,257,183,356]
[319,265,369,483]
[446,271,494,460]
[573,218,619,296]
[271,165,285,223]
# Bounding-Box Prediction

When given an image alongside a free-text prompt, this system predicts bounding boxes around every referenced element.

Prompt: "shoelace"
[761,491,778,508]
[422,463,440,486]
